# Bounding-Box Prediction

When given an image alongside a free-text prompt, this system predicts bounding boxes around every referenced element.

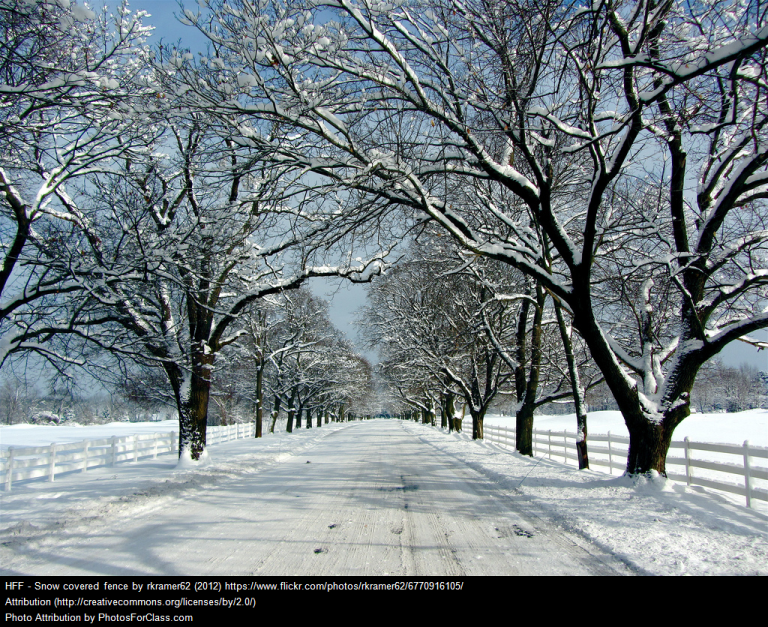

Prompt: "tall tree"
[0,0,154,367]
[183,0,768,474]
[50,112,386,460]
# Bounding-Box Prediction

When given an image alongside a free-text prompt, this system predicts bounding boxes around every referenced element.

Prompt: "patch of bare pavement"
[2,420,632,575]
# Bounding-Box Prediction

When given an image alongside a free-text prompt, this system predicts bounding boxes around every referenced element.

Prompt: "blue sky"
[102,0,208,50]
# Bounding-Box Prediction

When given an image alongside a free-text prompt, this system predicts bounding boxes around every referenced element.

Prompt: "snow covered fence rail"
[206,422,255,445]
[484,425,768,509]
[0,422,256,491]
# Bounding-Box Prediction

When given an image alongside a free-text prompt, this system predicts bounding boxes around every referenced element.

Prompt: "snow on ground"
[1,424,348,573]
[0,419,766,575]
[1,423,334,531]
[486,409,768,513]
[485,408,768,447]
[0,420,180,450]
[403,421,768,576]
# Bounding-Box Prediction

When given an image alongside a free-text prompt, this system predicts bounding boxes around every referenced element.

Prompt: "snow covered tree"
[0,0,154,367]
[184,0,768,474]
[250,288,372,432]
[213,299,283,436]
[361,239,519,438]
[49,105,386,459]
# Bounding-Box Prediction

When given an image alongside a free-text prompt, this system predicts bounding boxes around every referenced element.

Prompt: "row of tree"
[0,0,379,458]
[208,288,375,434]
[363,236,767,466]
[361,232,600,467]
[164,0,768,474]
[2,0,767,474]
[0,287,377,429]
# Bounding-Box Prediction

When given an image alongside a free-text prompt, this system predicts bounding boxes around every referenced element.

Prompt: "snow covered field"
[0,420,180,451]
[1,419,766,576]
[487,409,768,511]
[485,408,768,447]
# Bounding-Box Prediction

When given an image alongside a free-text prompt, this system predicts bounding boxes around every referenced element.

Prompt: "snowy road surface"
[1,420,629,576]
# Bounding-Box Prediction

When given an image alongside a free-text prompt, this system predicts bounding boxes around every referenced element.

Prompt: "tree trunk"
[625,419,674,475]
[454,403,465,432]
[471,409,484,439]
[516,402,534,456]
[440,394,448,429]
[177,352,213,461]
[554,300,589,469]
[286,388,298,433]
[254,364,263,438]
[269,394,282,433]
[515,281,545,457]
[576,416,589,470]
[444,391,455,432]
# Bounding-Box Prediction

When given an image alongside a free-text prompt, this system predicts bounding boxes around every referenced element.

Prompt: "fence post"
[153,434,158,460]
[684,437,691,486]
[548,430,552,459]
[111,436,117,467]
[133,435,138,463]
[82,440,90,473]
[743,440,752,509]
[5,447,14,491]
[171,431,176,455]
[607,431,613,476]
[48,443,57,482]
[563,431,568,464]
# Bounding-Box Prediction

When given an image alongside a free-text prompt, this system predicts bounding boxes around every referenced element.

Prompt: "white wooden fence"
[1,422,256,491]
[484,424,768,509]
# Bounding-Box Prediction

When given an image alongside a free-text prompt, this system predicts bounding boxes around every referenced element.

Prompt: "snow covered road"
[1,420,629,576]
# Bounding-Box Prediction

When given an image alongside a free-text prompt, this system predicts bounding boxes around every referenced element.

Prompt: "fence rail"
[1,422,256,491]
[484,424,768,509]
